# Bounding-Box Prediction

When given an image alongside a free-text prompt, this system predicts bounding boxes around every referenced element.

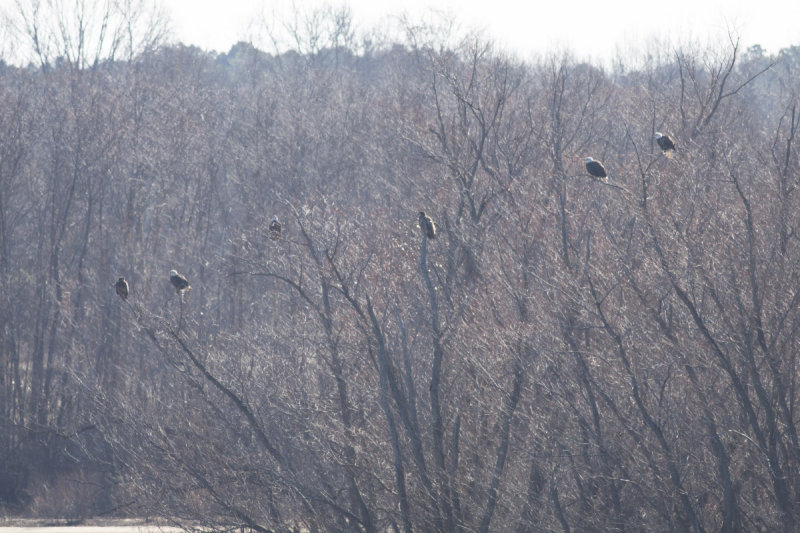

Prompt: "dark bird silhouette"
[115,277,129,301]
[585,157,608,183]
[418,211,436,239]
[269,215,282,241]
[170,269,191,293]
[656,132,676,155]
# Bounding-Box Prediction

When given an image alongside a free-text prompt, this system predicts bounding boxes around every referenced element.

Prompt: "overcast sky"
[165,0,800,62]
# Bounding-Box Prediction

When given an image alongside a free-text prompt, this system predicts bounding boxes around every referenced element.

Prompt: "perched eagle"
[115,277,129,301]
[269,215,282,241]
[585,157,608,182]
[418,211,436,239]
[170,269,191,293]
[655,132,676,155]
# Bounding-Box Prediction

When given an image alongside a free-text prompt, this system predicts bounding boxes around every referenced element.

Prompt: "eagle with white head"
[585,157,608,183]
[655,132,676,156]
[170,269,191,293]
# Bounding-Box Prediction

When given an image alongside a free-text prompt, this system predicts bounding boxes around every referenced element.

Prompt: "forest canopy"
[2,3,800,532]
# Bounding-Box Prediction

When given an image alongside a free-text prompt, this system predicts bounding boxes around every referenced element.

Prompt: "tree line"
[2,4,800,531]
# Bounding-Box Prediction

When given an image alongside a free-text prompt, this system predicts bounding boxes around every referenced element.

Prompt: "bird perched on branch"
[585,157,608,183]
[655,132,676,156]
[269,215,282,241]
[114,277,129,301]
[418,211,436,239]
[170,269,191,293]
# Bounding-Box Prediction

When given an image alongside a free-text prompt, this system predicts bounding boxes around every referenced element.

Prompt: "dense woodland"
[2,2,800,532]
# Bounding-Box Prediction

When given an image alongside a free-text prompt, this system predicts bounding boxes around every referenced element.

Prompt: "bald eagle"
[418,211,436,239]
[655,132,676,155]
[115,277,129,301]
[170,269,191,293]
[585,157,608,183]
[269,216,282,241]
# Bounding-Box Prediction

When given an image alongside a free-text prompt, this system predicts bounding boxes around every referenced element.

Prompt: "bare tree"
[4,10,800,531]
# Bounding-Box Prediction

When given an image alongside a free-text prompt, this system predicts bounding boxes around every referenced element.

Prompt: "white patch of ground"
[0,522,183,533]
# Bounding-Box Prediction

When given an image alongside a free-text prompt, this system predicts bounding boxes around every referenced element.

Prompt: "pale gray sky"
[165,0,800,61]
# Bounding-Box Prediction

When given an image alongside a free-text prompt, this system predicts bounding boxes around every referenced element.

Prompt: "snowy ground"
[0,522,183,533]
